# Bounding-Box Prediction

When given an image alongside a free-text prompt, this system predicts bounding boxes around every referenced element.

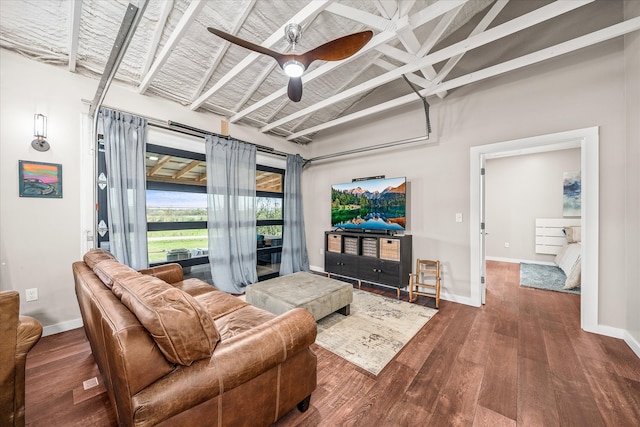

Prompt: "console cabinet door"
[340,254,359,278]
[377,260,400,286]
[325,252,343,275]
[358,257,380,283]
[326,252,359,278]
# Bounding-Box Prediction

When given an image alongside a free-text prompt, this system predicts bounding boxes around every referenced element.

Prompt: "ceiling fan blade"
[298,30,373,67]
[207,27,285,65]
[288,77,303,102]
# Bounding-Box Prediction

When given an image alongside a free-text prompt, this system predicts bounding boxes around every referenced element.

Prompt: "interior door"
[480,156,487,304]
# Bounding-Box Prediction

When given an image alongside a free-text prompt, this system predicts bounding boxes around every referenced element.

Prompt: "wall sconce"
[31,113,50,152]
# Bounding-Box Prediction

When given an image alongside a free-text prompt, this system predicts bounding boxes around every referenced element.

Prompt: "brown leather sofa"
[0,290,43,427]
[72,249,317,426]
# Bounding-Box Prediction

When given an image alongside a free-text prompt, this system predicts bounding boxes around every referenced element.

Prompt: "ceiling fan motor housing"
[284,23,302,47]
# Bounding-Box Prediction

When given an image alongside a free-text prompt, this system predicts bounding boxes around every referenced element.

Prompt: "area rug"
[519,263,580,295]
[315,289,437,375]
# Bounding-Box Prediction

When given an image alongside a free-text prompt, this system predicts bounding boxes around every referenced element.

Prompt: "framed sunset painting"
[19,160,62,198]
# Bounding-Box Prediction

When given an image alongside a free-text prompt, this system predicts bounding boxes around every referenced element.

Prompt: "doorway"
[470,127,599,333]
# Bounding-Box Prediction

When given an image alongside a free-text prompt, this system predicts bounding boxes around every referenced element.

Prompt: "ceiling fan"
[207,23,373,102]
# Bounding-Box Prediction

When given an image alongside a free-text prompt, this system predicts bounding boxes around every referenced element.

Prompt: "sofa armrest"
[138,264,183,284]
[16,315,42,357]
[14,315,42,425]
[131,308,317,425]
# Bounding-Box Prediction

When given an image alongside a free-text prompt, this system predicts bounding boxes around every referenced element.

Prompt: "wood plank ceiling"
[1,0,638,145]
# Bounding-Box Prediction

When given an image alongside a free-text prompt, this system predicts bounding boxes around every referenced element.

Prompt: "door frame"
[470,127,599,333]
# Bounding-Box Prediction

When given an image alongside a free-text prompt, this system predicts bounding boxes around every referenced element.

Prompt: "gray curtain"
[101,107,148,269]
[280,154,309,275]
[205,135,258,293]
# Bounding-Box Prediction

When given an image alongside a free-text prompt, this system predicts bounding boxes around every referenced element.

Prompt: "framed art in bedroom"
[563,171,581,217]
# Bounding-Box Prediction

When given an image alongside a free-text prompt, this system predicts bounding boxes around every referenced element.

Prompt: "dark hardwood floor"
[24,261,640,426]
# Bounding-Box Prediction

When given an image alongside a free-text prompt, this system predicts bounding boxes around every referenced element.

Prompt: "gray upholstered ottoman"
[246,272,353,321]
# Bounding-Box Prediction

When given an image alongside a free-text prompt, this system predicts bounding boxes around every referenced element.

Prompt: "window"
[98,138,285,282]
[144,144,212,280]
[256,166,285,280]
[145,145,286,281]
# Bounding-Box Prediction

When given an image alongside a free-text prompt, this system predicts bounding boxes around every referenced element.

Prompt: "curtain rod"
[304,135,431,165]
[84,100,294,159]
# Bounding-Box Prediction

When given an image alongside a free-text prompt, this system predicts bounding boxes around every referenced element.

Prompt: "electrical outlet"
[25,288,38,302]
[83,377,99,390]
[455,213,463,223]
[504,242,510,248]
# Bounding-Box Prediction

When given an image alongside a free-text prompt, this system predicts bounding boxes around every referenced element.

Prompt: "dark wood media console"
[324,231,412,297]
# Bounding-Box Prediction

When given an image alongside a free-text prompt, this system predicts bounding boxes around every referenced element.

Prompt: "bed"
[554,226,582,290]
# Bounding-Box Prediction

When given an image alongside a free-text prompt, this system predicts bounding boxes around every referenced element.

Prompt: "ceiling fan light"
[283,60,305,77]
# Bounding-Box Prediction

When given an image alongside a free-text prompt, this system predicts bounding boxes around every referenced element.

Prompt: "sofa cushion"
[111,274,220,365]
[83,249,116,269]
[94,259,137,289]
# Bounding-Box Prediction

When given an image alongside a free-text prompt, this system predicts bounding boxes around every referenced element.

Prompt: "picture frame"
[562,171,580,217]
[19,160,63,198]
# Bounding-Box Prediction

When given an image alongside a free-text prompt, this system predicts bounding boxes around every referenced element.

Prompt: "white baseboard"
[590,323,626,340]
[485,256,555,266]
[440,290,478,307]
[624,331,640,359]
[43,318,83,337]
[309,265,324,273]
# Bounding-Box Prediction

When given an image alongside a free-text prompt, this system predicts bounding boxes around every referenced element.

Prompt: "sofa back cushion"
[111,274,220,365]
[83,249,116,268]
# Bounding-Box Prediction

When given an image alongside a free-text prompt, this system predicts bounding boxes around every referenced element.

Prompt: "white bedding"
[555,242,581,289]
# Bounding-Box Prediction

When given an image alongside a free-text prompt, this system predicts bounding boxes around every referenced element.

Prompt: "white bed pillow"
[564,226,582,243]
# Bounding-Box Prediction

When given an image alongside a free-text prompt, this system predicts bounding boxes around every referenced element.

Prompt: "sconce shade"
[31,113,50,151]
[34,114,46,138]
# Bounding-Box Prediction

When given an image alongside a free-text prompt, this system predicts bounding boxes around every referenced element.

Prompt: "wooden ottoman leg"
[337,304,350,316]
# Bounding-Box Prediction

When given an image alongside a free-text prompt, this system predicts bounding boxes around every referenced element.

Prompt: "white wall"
[304,36,629,327]
[624,0,640,353]
[485,149,581,263]
[0,50,301,335]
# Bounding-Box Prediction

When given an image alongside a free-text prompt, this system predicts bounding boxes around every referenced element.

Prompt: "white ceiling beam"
[230,0,466,124]
[141,0,174,77]
[190,0,333,111]
[325,3,392,31]
[68,0,83,72]
[372,0,397,20]
[190,0,256,103]
[434,0,509,97]
[376,44,418,65]
[290,57,380,133]
[399,1,417,18]
[410,0,466,28]
[396,27,438,79]
[261,0,594,134]
[416,5,464,58]
[138,0,207,94]
[286,16,640,140]
[234,61,279,111]
[374,58,430,88]
[411,4,465,98]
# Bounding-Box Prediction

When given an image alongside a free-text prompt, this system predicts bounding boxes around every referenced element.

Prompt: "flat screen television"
[331,176,406,232]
